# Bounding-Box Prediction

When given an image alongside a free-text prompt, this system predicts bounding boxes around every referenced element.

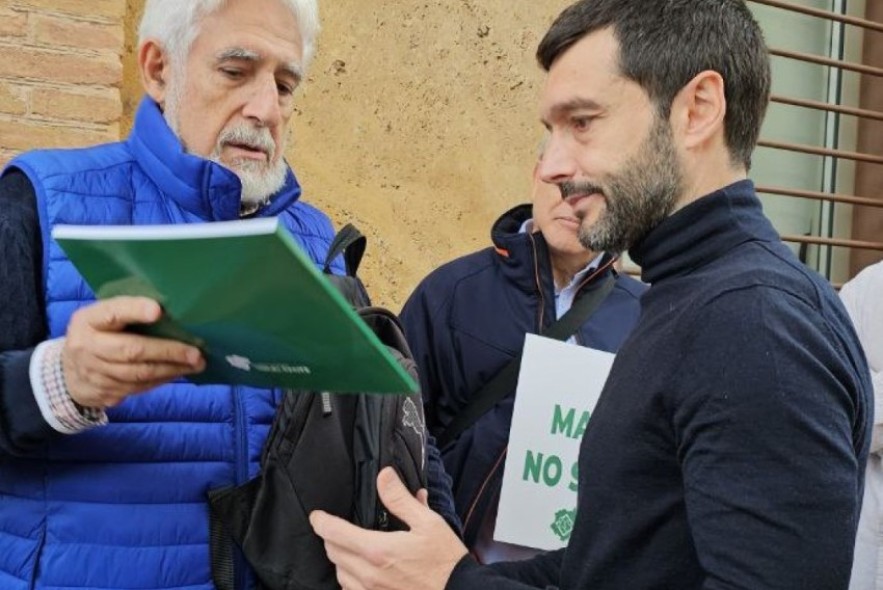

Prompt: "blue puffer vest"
[0,98,342,590]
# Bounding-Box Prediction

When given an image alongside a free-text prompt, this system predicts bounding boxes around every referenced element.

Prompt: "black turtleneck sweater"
[447,180,872,589]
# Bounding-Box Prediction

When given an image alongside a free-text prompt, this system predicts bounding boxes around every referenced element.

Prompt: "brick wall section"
[0,1,125,170]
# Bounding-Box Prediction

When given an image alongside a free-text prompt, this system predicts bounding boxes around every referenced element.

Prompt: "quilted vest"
[0,98,342,590]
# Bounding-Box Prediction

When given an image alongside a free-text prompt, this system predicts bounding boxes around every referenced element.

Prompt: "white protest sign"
[494,334,614,550]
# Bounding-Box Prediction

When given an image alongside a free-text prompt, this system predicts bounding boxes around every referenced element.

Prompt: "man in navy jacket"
[400,166,645,561]
[311,1,873,588]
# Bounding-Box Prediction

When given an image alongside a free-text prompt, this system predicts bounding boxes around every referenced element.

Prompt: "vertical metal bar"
[819,0,847,279]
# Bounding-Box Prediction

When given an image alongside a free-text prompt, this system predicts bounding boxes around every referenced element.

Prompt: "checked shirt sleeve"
[30,338,107,434]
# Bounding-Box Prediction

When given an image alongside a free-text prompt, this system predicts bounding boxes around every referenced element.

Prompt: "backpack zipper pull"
[321,391,333,416]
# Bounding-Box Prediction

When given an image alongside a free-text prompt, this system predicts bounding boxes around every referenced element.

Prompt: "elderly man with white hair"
[0,1,456,589]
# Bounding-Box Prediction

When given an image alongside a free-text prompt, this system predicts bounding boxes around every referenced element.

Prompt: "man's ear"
[139,40,171,105]
[670,70,727,152]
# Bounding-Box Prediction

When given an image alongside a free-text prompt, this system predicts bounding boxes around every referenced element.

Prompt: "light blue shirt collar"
[518,218,605,320]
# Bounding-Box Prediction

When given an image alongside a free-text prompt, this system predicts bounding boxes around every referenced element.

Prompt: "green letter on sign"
[523,451,564,488]
[543,455,563,487]
[523,450,543,483]
[551,405,575,437]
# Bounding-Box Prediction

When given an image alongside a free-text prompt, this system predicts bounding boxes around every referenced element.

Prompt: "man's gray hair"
[139,0,319,71]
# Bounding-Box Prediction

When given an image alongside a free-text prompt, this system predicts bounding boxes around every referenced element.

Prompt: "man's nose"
[537,134,578,189]
[242,76,282,127]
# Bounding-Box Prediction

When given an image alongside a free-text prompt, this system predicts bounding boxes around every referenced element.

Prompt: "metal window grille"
[750,0,883,286]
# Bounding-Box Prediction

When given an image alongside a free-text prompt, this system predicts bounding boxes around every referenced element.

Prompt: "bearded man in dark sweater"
[310,1,873,589]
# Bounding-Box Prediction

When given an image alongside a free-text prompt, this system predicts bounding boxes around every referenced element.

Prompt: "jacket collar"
[630,179,780,284]
[490,204,555,297]
[490,204,615,296]
[125,97,303,221]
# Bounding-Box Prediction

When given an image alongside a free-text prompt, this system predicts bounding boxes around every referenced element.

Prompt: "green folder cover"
[52,218,416,394]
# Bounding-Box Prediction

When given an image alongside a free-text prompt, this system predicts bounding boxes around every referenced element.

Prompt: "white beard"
[209,137,289,209]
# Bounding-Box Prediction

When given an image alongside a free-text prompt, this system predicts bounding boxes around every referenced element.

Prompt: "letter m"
[551,405,575,437]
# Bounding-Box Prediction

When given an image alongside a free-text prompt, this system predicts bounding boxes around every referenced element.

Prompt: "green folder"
[52,218,416,394]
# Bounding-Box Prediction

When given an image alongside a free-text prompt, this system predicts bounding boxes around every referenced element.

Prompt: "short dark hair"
[537,0,771,170]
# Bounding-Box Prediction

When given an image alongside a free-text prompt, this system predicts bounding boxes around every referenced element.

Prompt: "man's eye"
[572,117,593,132]
[220,68,243,79]
[277,83,294,97]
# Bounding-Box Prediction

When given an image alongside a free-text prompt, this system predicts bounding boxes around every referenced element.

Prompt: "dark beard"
[574,118,683,254]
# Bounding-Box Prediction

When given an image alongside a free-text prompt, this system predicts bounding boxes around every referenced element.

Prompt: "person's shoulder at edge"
[841,260,883,303]
[839,260,883,358]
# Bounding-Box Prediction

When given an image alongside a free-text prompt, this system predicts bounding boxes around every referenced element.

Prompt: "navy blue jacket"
[447,180,872,590]
[401,204,646,546]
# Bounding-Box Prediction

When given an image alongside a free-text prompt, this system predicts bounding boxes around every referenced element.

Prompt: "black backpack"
[207,224,428,590]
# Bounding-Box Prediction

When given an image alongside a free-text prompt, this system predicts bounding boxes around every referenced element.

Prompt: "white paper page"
[494,333,614,550]
[52,216,278,241]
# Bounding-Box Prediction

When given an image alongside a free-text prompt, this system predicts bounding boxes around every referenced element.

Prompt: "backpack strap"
[324,222,367,276]
[435,272,616,449]
[324,223,373,307]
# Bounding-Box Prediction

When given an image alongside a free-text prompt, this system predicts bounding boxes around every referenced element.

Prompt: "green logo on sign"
[550,508,577,542]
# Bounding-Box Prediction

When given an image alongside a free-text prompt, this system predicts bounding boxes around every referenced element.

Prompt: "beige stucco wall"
[122,0,572,309]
